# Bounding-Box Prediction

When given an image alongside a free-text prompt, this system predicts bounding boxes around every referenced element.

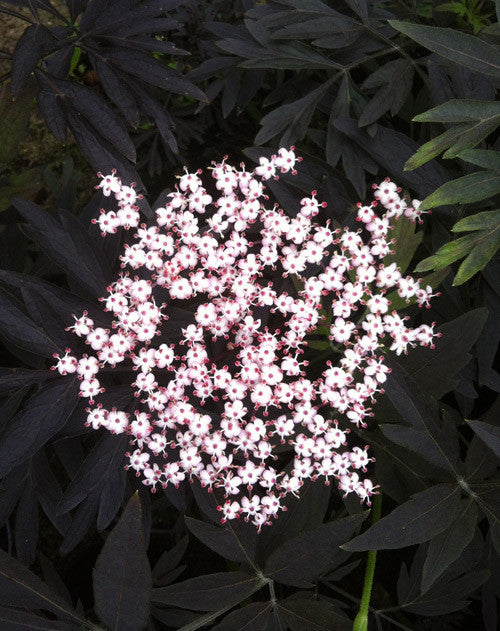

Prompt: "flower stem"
[352,492,382,631]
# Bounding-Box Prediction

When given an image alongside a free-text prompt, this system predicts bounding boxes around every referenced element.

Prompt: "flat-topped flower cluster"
[53,148,439,530]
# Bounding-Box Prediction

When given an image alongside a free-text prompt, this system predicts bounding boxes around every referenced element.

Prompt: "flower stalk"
[353,492,383,631]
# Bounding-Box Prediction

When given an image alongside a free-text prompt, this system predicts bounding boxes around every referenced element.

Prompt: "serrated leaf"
[93,494,152,631]
[151,572,265,611]
[11,24,56,95]
[37,89,67,143]
[342,484,461,551]
[389,21,500,78]
[210,602,272,631]
[442,116,500,159]
[404,126,469,170]
[0,548,83,624]
[0,607,79,630]
[185,517,255,565]
[277,597,352,631]
[453,226,500,285]
[265,514,366,587]
[0,368,54,395]
[107,49,207,101]
[381,367,459,472]
[413,99,500,123]
[255,82,330,145]
[58,433,127,515]
[419,170,500,210]
[383,215,423,274]
[0,377,79,477]
[400,308,488,398]
[421,500,477,592]
[467,419,500,458]
[457,149,500,170]
[452,208,500,232]
[13,198,107,296]
[0,287,63,357]
[0,79,36,164]
[52,79,136,162]
[334,117,448,197]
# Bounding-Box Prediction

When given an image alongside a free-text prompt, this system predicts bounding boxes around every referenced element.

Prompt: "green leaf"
[419,170,500,210]
[442,116,500,159]
[383,216,423,274]
[389,20,500,78]
[404,127,468,171]
[342,484,462,551]
[413,99,500,123]
[457,148,500,170]
[415,234,479,272]
[453,225,500,284]
[415,214,500,284]
[452,208,500,232]
[421,500,478,593]
[386,267,450,312]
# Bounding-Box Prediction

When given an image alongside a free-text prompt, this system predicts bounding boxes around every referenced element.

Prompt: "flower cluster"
[53,148,439,530]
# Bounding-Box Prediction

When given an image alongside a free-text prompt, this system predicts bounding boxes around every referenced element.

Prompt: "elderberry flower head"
[54,149,440,531]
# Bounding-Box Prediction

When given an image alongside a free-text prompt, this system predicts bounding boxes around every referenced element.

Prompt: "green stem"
[352,493,382,631]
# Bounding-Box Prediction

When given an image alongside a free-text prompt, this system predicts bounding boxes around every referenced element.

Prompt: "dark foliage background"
[0,1,499,630]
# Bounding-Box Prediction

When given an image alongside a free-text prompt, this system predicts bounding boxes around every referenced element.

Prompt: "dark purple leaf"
[211,602,272,631]
[0,465,26,529]
[152,536,188,584]
[0,607,81,630]
[91,57,140,126]
[151,572,265,611]
[0,287,62,357]
[59,492,99,555]
[36,89,67,143]
[277,597,351,631]
[66,111,143,194]
[33,449,71,535]
[258,477,331,558]
[421,499,478,592]
[15,473,39,566]
[0,548,83,623]
[400,308,489,398]
[13,198,107,296]
[93,493,152,631]
[265,514,366,587]
[0,270,98,324]
[52,78,136,162]
[467,420,500,459]
[0,377,79,477]
[0,368,54,395]
[107,49,207,102]
[21,286,68,352]
[185,516,257,565]
[58,433,128,514]
[96,458,127,531]
[0,387,27,432]
[342,484,462,551]
[39,554,72,606]
[334,117,448,198]
[381,369,459,473]
[11,24,55,95]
